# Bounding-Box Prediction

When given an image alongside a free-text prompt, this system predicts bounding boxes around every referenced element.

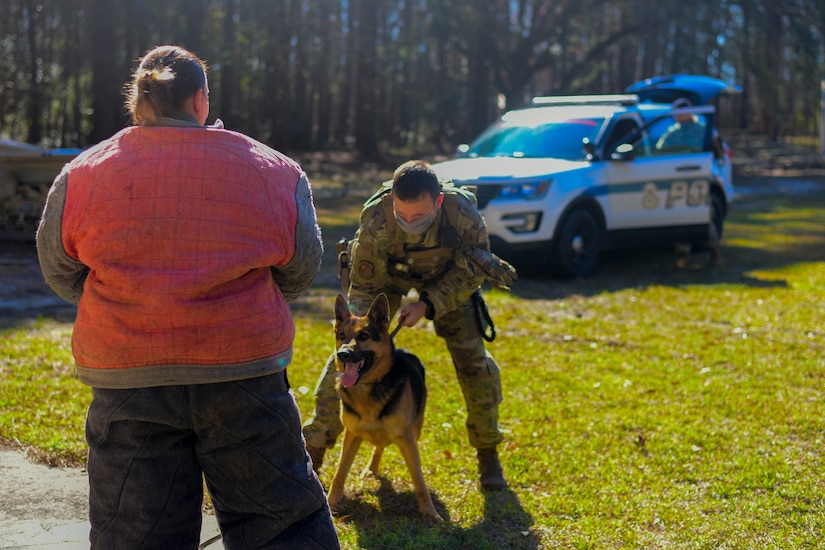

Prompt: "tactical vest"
[368,182,476,281]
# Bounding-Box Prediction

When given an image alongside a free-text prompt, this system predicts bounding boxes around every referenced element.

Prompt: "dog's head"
[334,293,392,388]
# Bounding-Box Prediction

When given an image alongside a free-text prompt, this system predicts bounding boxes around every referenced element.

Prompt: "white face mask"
[396,208,437,235]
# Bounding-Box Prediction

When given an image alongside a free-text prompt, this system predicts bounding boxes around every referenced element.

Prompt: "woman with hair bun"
[37,45,339,549]
[126,45,210,127]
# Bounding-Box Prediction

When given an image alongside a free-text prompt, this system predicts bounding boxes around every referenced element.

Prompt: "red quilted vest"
[61,126,300,369]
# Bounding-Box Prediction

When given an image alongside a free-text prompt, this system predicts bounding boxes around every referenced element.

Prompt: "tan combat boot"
[306,445,325,474]
[477,448,507,491]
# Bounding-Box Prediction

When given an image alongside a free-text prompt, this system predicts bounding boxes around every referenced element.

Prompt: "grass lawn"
[1,176,823,548]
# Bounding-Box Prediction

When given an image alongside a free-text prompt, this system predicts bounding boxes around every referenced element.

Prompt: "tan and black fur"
[326,293,443,523]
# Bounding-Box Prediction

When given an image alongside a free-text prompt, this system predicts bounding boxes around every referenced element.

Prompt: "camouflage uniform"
[303,181,504,451]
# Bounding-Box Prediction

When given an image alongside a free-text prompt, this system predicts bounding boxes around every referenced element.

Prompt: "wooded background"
[1,0,823,158]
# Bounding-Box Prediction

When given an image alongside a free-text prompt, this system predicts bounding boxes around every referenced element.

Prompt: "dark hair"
[125,45,207,126]
[392,160,440,201]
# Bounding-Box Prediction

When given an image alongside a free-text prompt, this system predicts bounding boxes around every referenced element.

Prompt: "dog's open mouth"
[341,360,364,388]
[338,352,375,388]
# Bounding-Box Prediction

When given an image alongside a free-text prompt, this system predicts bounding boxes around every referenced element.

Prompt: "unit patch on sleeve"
[357,260,375,280]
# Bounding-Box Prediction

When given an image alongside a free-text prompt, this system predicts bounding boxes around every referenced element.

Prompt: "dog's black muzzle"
[337,347,359,363]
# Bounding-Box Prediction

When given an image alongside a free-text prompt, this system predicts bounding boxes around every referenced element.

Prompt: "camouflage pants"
[302,294,503,450]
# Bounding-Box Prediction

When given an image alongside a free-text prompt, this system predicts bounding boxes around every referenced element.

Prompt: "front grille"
[474,184,502,209]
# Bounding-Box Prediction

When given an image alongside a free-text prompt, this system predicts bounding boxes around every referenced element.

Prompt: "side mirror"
[610,143,636,161]
[456,144,470,157]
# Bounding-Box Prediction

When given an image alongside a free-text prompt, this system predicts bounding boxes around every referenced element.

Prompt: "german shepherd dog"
[326,293,443,523]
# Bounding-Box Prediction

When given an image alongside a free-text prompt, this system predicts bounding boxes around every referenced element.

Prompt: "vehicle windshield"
[465,117,605,161]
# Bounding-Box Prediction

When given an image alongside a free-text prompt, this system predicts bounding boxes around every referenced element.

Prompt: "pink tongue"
[341,362,362,387]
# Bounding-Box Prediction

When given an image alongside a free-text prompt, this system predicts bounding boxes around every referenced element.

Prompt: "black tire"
[695,190,725,252]
[552,208,602,278]
[710,191,725,241]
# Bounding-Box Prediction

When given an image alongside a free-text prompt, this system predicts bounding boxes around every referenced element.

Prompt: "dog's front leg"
[327,430,362,512]
[361,445,385,478]
[397,433,443,523]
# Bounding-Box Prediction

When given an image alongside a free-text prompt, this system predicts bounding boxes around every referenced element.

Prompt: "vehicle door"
[600,106,715,231]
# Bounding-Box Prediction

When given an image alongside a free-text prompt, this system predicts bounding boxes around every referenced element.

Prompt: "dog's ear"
[335,294,351,323]
[367,293,390,328]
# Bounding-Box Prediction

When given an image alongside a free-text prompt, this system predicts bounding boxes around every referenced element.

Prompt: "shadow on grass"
[506,179,825,299]
[508,244,796,302]
[333,475,540,550]
[0,307,77,332]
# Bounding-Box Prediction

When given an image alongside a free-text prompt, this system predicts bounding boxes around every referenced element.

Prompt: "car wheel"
[552,208,602,278]
[710,191,725,240]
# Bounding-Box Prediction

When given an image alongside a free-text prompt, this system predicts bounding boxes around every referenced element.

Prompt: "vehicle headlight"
[501,212,542,233]
[498,180,551,200]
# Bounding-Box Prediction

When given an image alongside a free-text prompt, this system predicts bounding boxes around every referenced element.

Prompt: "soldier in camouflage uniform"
[302,159,517,490]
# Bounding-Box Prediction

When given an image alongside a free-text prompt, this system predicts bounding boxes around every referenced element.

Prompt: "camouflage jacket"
[347,181,488,319]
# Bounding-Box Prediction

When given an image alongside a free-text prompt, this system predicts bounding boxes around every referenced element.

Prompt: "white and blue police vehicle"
[432,75,741,278]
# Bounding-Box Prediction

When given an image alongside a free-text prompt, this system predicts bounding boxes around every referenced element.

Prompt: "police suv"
[432,75,741,278]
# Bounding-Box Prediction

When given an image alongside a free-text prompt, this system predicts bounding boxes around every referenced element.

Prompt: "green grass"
[1,179,824,548]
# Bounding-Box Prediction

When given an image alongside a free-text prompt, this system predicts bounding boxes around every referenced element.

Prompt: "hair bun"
[127,45,206,126]
[153,68,175,82]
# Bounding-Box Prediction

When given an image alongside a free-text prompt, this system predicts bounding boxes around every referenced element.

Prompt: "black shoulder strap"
[439,192,461,248]
[381,193,397,236]
[365,181,394,207]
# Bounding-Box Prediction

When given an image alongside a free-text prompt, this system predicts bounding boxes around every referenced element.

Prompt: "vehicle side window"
[604,118,641,157]
[651,114,707,155]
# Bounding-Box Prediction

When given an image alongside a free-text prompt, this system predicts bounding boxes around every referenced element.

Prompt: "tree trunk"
[354,0,378,158]
[24,0,42,144]
[219,0,237,129]
[88,0,122,143]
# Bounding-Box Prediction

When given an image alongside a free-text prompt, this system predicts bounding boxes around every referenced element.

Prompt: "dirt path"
[0,447,89,549]
[0,446,220,548]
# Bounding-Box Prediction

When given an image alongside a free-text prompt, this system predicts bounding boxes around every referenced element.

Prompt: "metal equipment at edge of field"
[0,140,82,241]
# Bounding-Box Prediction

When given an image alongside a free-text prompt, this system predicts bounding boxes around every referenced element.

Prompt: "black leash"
[472,289,496,342]
[198,534,223,549]
[390,294,495,342]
